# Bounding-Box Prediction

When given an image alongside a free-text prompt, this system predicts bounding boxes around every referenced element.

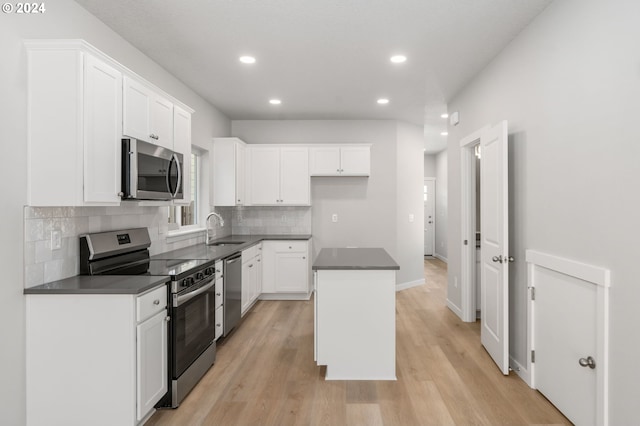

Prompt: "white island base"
[314,269,396,380]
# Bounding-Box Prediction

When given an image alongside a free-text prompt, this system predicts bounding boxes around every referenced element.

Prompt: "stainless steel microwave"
[121,138,184,200]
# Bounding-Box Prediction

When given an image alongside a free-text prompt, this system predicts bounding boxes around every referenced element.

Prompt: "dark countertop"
[24,275,170,295]
[151,234,312,261]
[312,248,399,270]
[25,234,310,295]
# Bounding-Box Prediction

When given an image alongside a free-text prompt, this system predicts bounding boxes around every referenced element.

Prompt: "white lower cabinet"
[136,309,169,422]
[26,283,169,426]
[261,240,311,299]
[241,244,262,316]
[214,261,224,340]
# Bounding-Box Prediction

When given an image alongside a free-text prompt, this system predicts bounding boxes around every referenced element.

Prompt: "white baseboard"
[396,278,425,292]
[259,292,312,301]
[434,253,448,263]
[510,355,531,387]
[446,299,463,318]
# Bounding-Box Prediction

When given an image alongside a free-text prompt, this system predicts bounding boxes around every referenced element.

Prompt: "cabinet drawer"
[215,279,224,309]
[137,286,167,323]
[215,305,224,341]
[271,241,308,253]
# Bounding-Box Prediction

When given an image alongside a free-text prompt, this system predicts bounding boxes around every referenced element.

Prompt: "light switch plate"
[409,214,414,222]
[331,214,338,223]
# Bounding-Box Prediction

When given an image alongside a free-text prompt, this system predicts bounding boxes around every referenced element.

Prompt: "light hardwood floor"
[148,259,569,425]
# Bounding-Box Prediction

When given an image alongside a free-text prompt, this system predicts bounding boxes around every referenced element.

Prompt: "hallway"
[147,259,569,425]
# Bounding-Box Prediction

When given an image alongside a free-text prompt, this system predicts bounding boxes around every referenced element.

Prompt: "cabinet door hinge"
[531,350,535,363]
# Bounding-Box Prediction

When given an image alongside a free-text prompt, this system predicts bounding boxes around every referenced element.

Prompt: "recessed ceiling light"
[441,131,448,136]
[239,56,256,64]
[440,113,449,119]
[390,55,407,64]
[269,99,281,105]
[377,98,389,105]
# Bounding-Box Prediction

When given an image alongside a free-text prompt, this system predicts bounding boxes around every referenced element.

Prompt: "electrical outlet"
[51,230,61,250]
[409,214,414,222]
[281,215,287,223]
[331,214,338,223]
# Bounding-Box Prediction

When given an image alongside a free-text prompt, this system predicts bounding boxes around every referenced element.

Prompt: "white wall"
[424,151,448,262]
[396,122,426,286]
[231,120,424,286]
[434,150,448,261]
[424,154,437,177]
[446,0,640,423]
[1,1,230,423]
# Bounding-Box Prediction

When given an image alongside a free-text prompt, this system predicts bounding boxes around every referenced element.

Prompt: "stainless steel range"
[80,228,216,408]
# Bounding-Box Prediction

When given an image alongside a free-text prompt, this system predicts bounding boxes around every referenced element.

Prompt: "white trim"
[446,299,463,317]
[259,292,312,301]
[434,253,447,263]
[525,250,610,288]
[396,278,425,291]
[459,126,486,323]
[527,250,610,426]
[165,227,205,244]
[510,355,531,387]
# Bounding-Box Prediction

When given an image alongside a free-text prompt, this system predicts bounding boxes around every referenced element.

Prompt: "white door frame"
[459,126,488,322]
[527,249,610,425]
[423,177,436,257]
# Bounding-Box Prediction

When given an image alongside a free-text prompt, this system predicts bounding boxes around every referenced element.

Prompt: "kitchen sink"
[207,241,245,247]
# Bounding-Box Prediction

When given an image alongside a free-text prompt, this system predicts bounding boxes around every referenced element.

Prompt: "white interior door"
[480,120,509,375]
[423,178,435,256]
[534,268,597,426]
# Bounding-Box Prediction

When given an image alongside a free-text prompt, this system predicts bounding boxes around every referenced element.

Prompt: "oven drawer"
[137,285,167,323]
[215,279,223,309]
[215,305,224,341]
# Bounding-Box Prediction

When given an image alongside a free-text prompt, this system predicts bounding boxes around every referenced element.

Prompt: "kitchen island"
[313,248,399,380]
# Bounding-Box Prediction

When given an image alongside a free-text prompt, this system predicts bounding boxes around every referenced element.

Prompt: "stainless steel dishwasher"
[223,253,242,336]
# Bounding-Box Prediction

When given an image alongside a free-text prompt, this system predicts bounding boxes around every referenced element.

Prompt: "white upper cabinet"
[123,77,174,150]
[309,145,371,176]
[213,137,246,206]
[173,105,192,206]
[246,146,280,205]
[26,40,193,207]
[27,41,122,206]
[246,146,310,206]
[83,55,123,204]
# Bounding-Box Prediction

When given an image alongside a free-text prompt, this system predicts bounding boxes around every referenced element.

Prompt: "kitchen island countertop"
[312,247,399,270]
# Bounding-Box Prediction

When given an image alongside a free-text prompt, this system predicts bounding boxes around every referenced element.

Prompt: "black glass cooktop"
[146,258,215,278]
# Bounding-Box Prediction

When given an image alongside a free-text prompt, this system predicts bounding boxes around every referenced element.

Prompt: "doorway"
[459,121,510,375]
[423,178,435,256]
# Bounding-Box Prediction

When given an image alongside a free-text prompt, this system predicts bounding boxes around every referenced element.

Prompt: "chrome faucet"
[205,211,225,244]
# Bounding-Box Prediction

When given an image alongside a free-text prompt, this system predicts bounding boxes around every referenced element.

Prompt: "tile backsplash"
[23,205,222,288]
[231,206,312,235]
[23,205,308,287]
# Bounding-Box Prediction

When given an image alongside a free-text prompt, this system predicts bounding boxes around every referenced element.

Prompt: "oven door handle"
[174,280,215,307]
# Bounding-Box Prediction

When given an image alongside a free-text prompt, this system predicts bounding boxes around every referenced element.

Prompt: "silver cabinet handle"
[302,256,306,259]
[579,356,596,369]
[492,255,503,263]
[216,292,222,296]
[153,299,160,305]
[216,323,221,327]
[249,264,254,268]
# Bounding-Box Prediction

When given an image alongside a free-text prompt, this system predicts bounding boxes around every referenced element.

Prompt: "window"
[168,151,200,230]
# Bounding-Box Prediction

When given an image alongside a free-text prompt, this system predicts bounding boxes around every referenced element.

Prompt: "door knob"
[492,255,503,263]
[579,356,596,369]
[428,221,433,224]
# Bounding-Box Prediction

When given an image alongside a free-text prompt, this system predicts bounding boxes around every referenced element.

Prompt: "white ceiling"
[75,0,552,153]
